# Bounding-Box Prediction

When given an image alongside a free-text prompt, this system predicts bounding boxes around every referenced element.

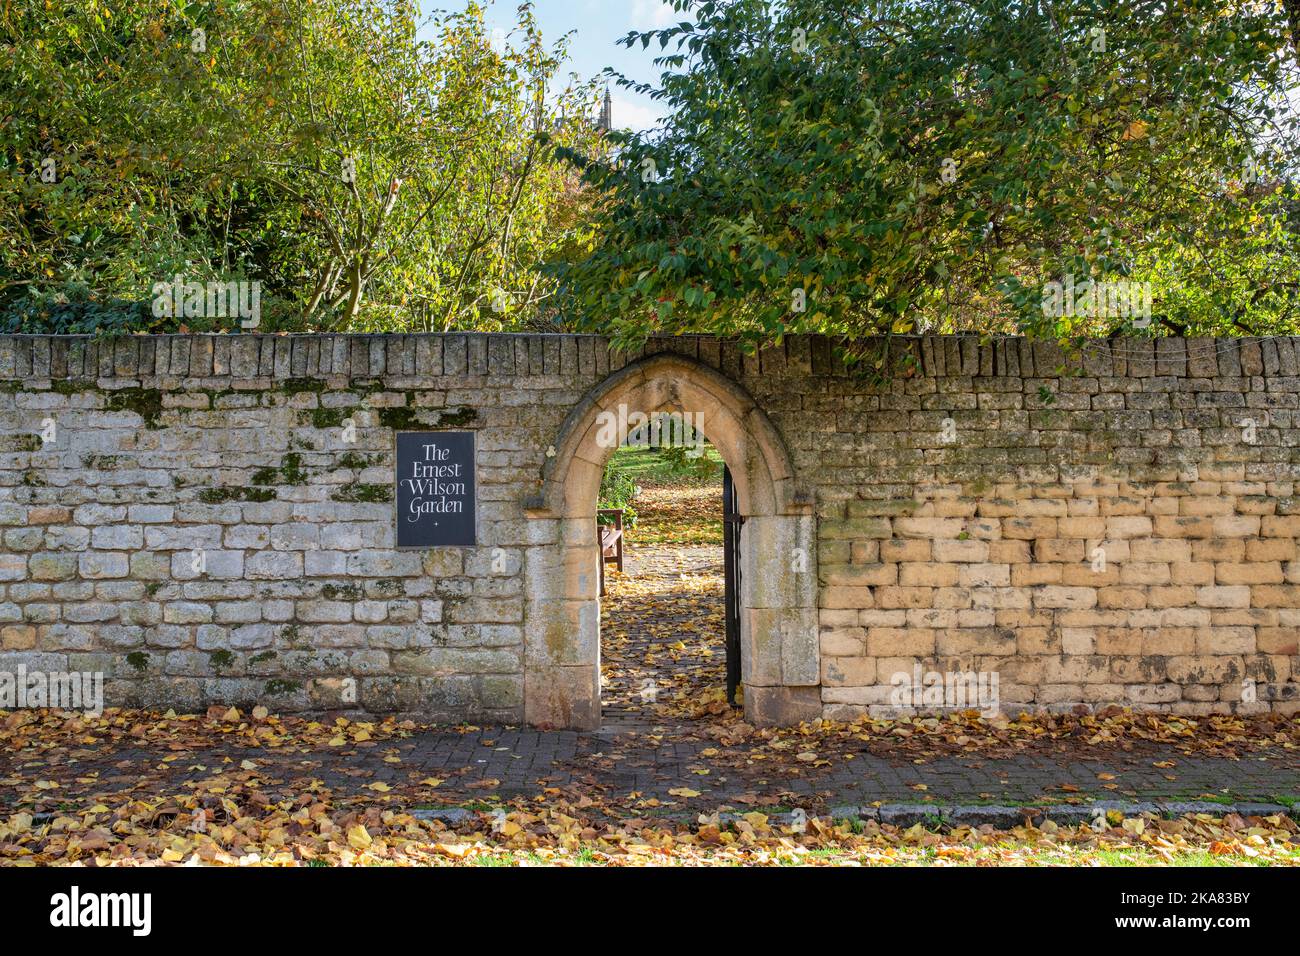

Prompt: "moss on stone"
[198,486,276,503]
[322,583,363,600]
[15,434,42,452]
[195,388,238,406]
[106,387,165,428]
[264,678,301,695]
[377,405,425,430]
[376,401,477,431]
[249,650,277,665]
[208,649,235,670]
[337,451,380,470]
[279,452,308,484]
[251,452,308,486]
[81,454,123,469]
[48,379,96,395]
[367,579,405,599]
[332,483,392,503]
[126,652,149,673]
[312,406,350,429]
[280,378,328,394]
[437,407,478,427]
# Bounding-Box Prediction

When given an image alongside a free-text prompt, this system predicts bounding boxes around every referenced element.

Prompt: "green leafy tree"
[203,0,605,328]
[556,0,1300,350]
[0,1,224,331]
[0,0,604,332]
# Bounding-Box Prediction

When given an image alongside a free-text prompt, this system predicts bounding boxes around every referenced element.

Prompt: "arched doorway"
[522,353,820,729]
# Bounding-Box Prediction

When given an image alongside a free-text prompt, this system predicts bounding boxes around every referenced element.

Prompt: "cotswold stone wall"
[806,338,1300,720]
[0,333,1297,726]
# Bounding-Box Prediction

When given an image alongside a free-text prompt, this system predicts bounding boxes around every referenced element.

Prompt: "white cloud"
[630,0,677,30]
[610,96,665,133]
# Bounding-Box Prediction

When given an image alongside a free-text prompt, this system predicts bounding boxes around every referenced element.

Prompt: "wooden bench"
[597,508,625,595]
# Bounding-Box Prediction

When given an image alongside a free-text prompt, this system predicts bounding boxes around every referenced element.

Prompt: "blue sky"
[422,1,680,132]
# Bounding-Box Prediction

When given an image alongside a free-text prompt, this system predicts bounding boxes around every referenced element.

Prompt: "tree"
[1286,0,1300,55]
[0,1,221,331]
[203,0,605,328]
[0,0,604,332]
[555,0,1300,351]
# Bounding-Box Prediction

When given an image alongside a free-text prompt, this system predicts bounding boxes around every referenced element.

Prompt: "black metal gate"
[722,465,743,707]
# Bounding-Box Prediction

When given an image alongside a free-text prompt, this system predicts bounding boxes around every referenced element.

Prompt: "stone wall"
[803,338,1300,719]
[0,334,1297,725]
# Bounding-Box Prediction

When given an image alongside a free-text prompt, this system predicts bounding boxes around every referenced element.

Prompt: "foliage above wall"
[0,0,604,334]
[555,0,1300,350]
[4,0,1298,349]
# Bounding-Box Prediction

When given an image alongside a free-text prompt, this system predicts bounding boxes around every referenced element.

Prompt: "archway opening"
[596,422,732,730]
[523,354,820,730]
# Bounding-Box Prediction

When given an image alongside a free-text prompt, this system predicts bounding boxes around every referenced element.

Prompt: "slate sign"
[394,431,476,547]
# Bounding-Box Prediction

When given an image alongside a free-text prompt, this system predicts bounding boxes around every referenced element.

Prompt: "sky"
[420,1,680,132]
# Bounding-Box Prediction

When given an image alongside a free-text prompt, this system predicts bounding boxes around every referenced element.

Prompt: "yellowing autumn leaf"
[366,782,392,793]
[347,825,372,850]
[668,787,700,798]
[1122,119,1150,140]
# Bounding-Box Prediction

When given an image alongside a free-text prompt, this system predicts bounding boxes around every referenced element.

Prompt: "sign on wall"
[394,431,476,547]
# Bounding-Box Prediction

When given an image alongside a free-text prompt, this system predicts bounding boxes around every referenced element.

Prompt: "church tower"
[597,86,612,133]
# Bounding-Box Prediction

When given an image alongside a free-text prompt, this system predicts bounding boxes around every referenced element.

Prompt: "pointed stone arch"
[522,353,820,729]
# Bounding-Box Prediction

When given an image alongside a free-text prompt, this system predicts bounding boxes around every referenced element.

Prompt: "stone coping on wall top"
[0,333,1295,382]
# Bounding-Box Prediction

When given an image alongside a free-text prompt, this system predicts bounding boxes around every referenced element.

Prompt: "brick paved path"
[17,722,1290,813]
[395,725,1300,807]
[6,710,1298,817]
